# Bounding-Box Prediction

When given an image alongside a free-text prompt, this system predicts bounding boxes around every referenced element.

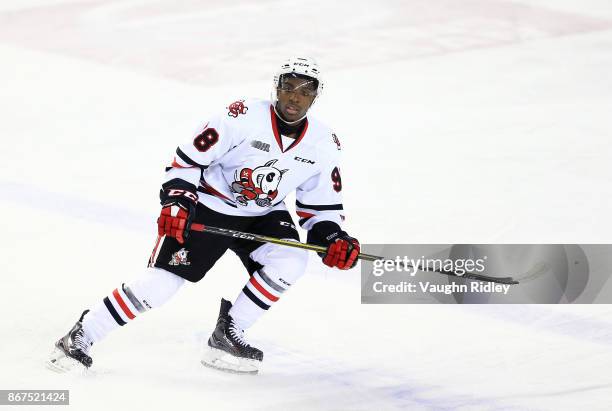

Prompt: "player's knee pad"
[124,267,185,310]
[249,242,309,288]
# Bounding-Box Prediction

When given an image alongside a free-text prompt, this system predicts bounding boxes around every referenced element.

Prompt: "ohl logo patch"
[227,100,248,118]
[231,159,288,207]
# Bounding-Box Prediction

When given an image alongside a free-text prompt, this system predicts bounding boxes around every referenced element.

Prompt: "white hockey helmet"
[272,56,324,122]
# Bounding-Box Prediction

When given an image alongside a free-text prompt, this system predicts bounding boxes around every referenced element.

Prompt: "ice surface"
[1,1,612,410]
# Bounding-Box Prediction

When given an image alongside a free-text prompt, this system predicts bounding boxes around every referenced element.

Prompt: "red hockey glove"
[322,235,361,270]
[157,179,198,244]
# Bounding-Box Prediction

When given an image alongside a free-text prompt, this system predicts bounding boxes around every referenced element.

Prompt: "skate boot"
[201,298,263,374]
[47,310,93,373]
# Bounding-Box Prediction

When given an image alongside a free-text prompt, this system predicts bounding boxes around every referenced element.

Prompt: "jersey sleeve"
[295,152,345,231]
[163,107,244,187]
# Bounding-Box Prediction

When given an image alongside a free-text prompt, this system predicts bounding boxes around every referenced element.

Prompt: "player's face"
[275,77,317,122]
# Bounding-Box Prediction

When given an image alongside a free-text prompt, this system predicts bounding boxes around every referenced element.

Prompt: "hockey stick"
[189,223,519,284]
[190,223,383,261]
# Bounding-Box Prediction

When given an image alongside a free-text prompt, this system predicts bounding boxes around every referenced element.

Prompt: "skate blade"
[46,347,88,374]
[201,346,260,375]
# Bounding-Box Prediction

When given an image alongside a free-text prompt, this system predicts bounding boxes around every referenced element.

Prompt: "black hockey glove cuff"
[159,178,199,208]
[307,220,346,248]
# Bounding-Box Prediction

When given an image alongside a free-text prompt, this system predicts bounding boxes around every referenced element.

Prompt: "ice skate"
[47,310,93,373]
[201,299,263,375]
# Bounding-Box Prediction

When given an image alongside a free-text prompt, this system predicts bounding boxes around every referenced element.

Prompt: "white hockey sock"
[82,267,185,343]
[82,300,121,343]
[229,242,309,331]
[229,269,287,331]
[229,292,266,331]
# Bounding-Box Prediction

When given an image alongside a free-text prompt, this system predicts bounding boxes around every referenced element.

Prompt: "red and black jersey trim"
[269,106,309,153]
[176,147,208,168]
[197,178,237,208]
[296,201,344,227]
[297,215,314,226]
[296,200,343,211]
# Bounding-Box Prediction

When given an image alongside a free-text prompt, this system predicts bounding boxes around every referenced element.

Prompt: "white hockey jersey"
[164,98,344,230]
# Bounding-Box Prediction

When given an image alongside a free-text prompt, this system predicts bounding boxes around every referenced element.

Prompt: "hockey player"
[48,57,360,375]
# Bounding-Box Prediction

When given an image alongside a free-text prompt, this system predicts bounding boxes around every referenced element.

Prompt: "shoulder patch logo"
[332,133,341,150]
[227,100,248,118]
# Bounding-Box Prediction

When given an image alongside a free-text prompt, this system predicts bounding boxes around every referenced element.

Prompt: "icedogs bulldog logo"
[169,248,191,266]
[232,159,288,207]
